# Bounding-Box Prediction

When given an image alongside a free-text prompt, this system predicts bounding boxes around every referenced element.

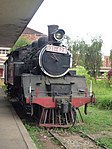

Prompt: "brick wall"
[21,27,47,42]
[21,34,43,42]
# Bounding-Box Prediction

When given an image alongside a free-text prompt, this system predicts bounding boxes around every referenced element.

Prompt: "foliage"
[108,76,112,87]
[69,106,112,148]
[72,66,91,86]
[96,137,112,149]
[74,66,112,110]
[25,123,42,149]
[92,77,112,110]
[10,37,31,51]
[96,96,112,110]
[109,49,112,68]
[66,36,88,67]
[66,36,103,78]
[72,40,88,66]
[84,37,103,78]
[66,36,73,52]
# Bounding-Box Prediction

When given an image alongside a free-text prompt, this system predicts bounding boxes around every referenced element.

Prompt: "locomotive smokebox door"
[39,45,72,77]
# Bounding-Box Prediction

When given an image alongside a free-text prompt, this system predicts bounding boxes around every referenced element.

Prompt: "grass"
[96,137,112,149]
[70,106,112,134]
[69,105,112,148]
[24,124,42,149]
[73,66,112,110]
[25,124,61,148]
[92,79,112,110]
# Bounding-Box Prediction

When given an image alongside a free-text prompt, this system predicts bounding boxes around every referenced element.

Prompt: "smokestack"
[48,25,59,43]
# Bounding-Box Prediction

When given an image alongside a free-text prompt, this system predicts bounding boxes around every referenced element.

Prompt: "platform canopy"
[0,0,44,47]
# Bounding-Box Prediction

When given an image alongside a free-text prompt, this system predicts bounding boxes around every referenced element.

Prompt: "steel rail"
[47,129,109,149]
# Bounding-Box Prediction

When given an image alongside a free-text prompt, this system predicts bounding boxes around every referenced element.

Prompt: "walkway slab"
[0,88,37,149]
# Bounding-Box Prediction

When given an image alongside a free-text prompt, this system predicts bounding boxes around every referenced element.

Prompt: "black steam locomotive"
[4,25,94,127]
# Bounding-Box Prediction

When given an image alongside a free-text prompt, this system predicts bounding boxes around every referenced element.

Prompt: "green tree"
[65,36,73,52]
[11,37,31,51]
[66,36,78,67]
[85,37,103,78]
[75,40,88,66]
[72,40,79,66]
[109,49,112,68]
[67,38,88,67]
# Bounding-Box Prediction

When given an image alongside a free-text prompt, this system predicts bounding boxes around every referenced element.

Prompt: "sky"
[28,0,112,56]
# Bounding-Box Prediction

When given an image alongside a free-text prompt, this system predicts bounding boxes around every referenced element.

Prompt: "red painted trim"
[26,97,91,108]
[39,123,72,128]
[71,97,90,107]
[26,97,55,108]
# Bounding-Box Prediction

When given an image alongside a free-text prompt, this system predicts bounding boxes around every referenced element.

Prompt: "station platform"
[0,88,37,149]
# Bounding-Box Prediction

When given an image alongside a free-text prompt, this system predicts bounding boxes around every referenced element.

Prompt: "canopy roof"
[0,0,44,47]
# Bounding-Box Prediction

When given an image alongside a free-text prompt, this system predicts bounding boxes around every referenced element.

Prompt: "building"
[102,55,111,67]
[0,47,10,78]
[0,27,46,79]
[99,55,111,77]
[21,27,46,42]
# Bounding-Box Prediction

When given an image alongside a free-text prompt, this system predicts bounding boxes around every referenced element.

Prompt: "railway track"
[47,129,108,149]
[11,101,109,149]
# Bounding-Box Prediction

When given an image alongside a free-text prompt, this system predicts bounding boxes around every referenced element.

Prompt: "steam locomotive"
[4,25,94,127]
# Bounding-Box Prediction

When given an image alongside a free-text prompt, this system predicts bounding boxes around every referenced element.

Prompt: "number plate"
[46,45,67,54]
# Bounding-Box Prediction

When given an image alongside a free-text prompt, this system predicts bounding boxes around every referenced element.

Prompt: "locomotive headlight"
[53,29,65,41]
[55,32,62,40]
